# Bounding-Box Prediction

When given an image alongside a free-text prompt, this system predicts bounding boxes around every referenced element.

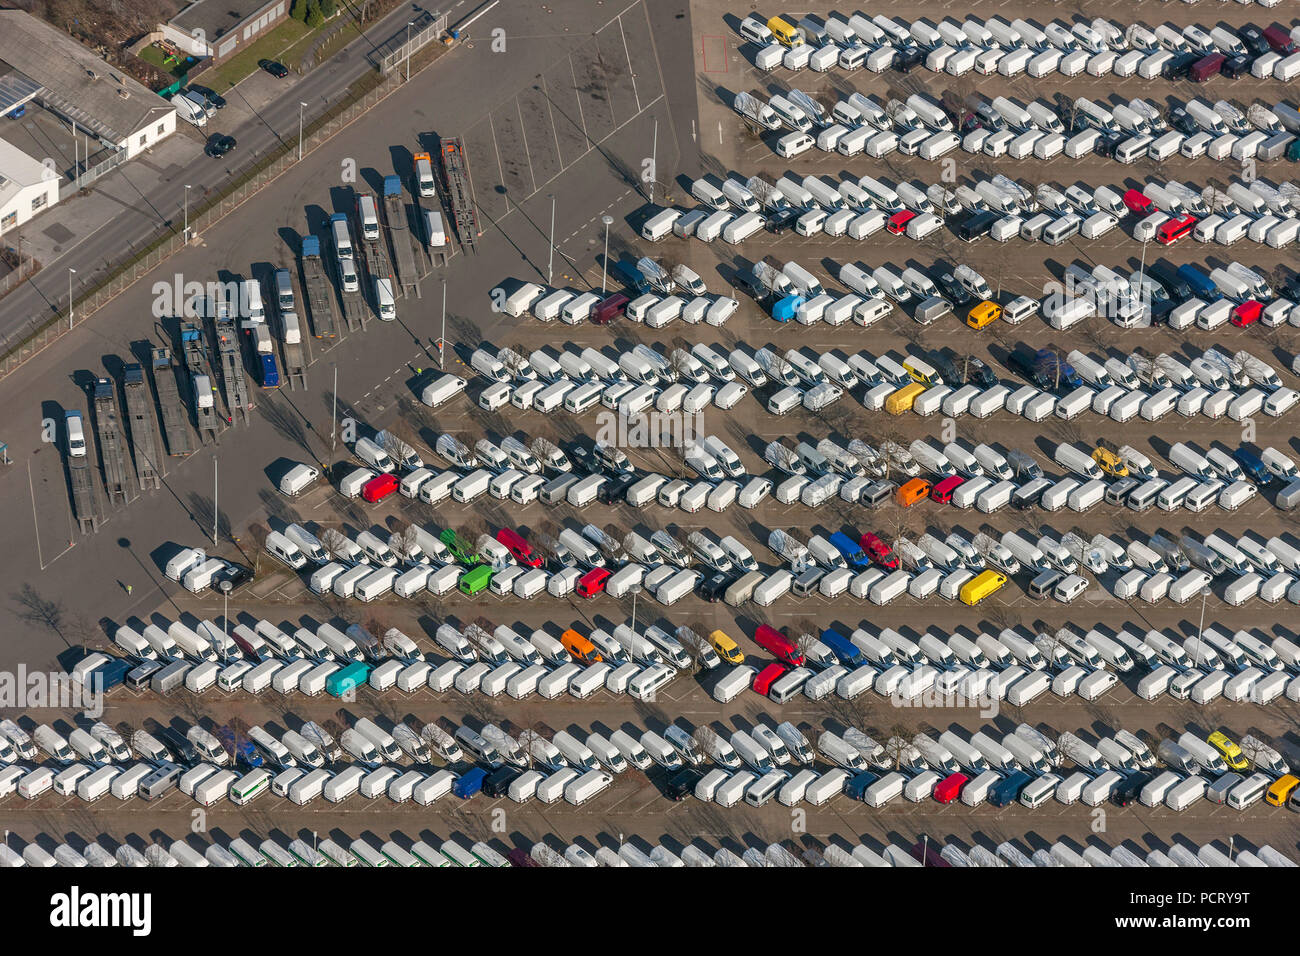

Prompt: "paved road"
[0,0,473,350]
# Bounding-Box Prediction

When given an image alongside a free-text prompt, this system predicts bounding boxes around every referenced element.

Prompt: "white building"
[0,10,177,161]
[0,139,59,235]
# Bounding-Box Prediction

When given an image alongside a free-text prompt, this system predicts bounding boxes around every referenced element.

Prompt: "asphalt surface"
[0,0,1298,865]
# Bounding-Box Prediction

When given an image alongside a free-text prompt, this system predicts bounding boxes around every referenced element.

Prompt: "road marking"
[617,15,642,112]
[516,97,538,193]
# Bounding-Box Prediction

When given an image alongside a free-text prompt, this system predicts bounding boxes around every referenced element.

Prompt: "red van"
[886,210,916,235]
[1264,25,1297,55]
[1156,213,1197,245]
[753,624,805,666]
[752,662,788,697]
[496,527,542,567]
[1231,300,1262,327]
[576,567,610,598]
[592,293,628,325]
[933,772,968,804]
[930,474,965,504]
[1189,52,1225,82]
[860,532,898,569]
[1122,189,1152,216]
[361,473,399,503]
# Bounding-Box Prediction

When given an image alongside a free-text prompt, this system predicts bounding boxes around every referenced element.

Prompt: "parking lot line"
[617,15,642,113]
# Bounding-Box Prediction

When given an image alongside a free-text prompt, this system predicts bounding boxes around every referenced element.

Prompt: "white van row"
[730,623,1300,713]
[744,12,1300,84]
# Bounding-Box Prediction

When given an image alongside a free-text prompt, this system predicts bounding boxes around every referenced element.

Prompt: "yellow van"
[959,569,1006,606]
[967,300,1001,330]
[709,629,745,665]
[903,355,941,386]
[766,16,803,47]
[1266,774,1299,807]
[1091,444,1128,477]
[885,381,926,415]
[1208,731,1249,770]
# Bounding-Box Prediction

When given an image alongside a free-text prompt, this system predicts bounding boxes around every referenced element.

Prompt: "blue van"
[454,767,487,799]
[828,531,869,567]
[1233,447,1274,486]
[988,770,1033,807]
[820,629,866,667]
[771,294,804,322]
[1176,264,1217,300]
[845,770,879,801]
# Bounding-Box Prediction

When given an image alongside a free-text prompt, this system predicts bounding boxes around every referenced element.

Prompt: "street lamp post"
[1195,585,1210,662]
[298,102,307,160]
[212,456,219,546]
[439,281,447,368]
[600,215,613,293]
[184,184,191,241]
[406,21,414,81]
[648,118,658,203]
[547,195,555,285]
[67,268,76,330]
[331,364,338,453]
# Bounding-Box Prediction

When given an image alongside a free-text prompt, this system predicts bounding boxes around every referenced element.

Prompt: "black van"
[957,210,998,242]
[1148,263,1192,302]
[160,727,199,766]
[483,766,521,798]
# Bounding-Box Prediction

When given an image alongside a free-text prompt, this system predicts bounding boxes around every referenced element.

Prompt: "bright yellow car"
[1092,444,1128,478]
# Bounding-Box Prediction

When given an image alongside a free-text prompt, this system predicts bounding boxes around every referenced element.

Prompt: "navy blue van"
[846,770,880,801]
[820,629,866,667]
[1176,264,1217,300]
[988,770,1033,807]
[1233,447,1274,486]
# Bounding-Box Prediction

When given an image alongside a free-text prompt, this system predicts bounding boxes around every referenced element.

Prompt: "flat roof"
[0,10,174,144]
[171,0,268,42]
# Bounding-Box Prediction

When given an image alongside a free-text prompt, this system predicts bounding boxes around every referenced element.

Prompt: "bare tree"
[389,523,423,566]
[884,727,916,771]
[320,526,352,564]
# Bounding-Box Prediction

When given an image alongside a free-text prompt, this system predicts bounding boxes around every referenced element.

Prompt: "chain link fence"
[0,39,450,380]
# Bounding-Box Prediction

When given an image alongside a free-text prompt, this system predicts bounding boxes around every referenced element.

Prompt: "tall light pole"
[547,194,555,285]
[406,21,414,81]
[298,102,307,160]
[630,585,641,635]
[1195,585,1210,663]
[439,281,447,368]
[212,456,218,546]
[67,268,75,329]
[184,184,191,241]
[648,118,658,204]
[600,215,613,293]
[330,364,338,453]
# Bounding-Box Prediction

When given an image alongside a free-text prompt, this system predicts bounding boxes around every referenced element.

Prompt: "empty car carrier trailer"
[149,347,193,456]
[440,137,480,251]
[120,364,161,491]
[91,377,132,505]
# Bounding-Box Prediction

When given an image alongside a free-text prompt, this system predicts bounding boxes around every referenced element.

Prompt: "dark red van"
[592,293,628,325]
[860,532,898,569]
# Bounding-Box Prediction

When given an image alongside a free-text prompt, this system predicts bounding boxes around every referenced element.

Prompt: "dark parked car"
[697,572,733,603]
[1112,772,1146,807]
[597,471,638,504]
[934,271,974,306]
[763,208,800,235]
[1169,108,1198,135]
[506,848,539,867]
[205,134,237,157]
[1237,25,1270,57]
[483,766,521,798]
[189,85,226,109]
[213,562,253,593]
[665,768,702,801]
[259,59,289,78]
[1222,55,1251,79]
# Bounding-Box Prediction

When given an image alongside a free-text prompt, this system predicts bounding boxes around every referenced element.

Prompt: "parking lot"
[1,0,1299,875]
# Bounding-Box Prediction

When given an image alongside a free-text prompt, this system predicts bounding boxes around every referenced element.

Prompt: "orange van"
[560,628,602,665]
[896,478,932,507]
